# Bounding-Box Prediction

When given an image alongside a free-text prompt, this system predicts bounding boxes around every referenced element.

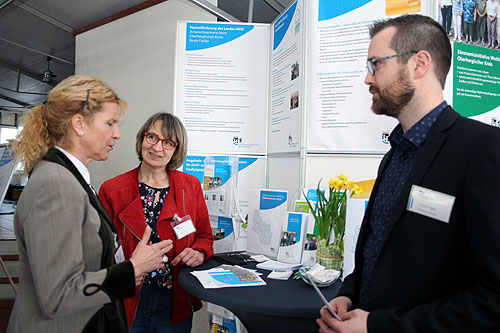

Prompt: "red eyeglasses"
[144,132,178,150]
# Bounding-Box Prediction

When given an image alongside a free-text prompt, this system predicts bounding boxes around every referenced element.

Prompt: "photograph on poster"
[290,91,299,110]
[291,61,300,80]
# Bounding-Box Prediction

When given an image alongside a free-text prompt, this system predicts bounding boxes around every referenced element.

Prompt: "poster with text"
[269,0,304,153]
[306,0,422,153]
[452,43,500,127]
[175,22,269,154]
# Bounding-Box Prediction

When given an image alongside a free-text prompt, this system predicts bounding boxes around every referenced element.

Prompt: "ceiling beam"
[0,37,74,65]
[0,93,30,107]
[187,0,240,22]
[263,0,286,13]
[0,59,56,87]
[0,0,15,11]
[13,0,74,33]
[73,0,167,35]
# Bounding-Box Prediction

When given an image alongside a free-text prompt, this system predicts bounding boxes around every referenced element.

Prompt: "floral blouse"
[463,0,476,23]
[139,182,173,289]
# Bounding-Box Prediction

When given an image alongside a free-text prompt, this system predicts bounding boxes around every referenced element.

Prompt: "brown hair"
[135,112,188,171]
[12,75,127,173]
[370,14,451,88]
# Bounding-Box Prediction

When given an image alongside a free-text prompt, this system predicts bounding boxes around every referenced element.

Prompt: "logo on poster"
[381,132,390,144]
[491,118,499,128]
[233,136,243,145]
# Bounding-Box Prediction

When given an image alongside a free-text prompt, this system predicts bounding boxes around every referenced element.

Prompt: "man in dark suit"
[317,14,500,332]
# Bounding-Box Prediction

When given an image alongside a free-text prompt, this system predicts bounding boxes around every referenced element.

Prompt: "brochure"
[191,265,266,289]
[247,188,288,258]
[211,215,236,254]
[255,260,301,271]
[277,212,309,264]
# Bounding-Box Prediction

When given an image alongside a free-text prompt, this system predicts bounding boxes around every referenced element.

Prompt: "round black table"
[179,258,342,333]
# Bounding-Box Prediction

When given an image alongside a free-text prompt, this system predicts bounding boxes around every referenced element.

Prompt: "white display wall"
[75,0,217,189]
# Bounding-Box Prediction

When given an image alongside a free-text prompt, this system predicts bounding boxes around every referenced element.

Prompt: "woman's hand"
[129,226,173,285]
[172,248,205,267]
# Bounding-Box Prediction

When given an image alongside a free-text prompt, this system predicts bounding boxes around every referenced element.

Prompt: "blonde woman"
[8,75,172,333]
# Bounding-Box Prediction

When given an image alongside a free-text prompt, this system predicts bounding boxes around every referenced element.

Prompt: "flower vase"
[316,239,343,271]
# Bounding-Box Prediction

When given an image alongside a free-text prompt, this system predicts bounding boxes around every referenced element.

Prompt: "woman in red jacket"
[99,112,213,332]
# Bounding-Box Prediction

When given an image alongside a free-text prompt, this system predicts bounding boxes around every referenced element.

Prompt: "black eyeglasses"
[144,132,178,150]
[366,50,418,76]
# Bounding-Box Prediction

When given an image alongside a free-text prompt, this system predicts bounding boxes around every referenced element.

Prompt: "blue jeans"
[441,5,452,34]
[130,284,193,333]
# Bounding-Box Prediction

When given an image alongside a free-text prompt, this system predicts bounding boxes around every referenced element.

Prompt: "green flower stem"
[304,179,350,258]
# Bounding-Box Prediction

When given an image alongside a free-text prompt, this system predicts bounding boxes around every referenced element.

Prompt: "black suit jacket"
[339,106,500,332]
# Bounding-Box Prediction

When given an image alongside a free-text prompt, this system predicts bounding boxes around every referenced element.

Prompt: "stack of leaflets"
[191,265,266,289]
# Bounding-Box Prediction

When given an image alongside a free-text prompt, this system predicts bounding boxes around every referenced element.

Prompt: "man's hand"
[172,248,205,267]
[317,307,369,333]
[316,296,368,333]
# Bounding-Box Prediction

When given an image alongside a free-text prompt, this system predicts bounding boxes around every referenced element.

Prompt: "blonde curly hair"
[13,75,127,173]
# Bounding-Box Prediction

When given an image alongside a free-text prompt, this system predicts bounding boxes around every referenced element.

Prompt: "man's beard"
[370,67,415,118]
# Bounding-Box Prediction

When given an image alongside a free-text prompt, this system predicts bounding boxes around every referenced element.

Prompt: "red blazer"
[98,167,213,327]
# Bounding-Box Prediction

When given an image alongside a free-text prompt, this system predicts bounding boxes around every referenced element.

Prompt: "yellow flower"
[351,184,363,197]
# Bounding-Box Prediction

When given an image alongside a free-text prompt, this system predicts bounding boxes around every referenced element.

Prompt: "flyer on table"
[175,22,269,154]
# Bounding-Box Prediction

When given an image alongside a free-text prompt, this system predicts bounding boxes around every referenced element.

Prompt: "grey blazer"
[8,148,134,332]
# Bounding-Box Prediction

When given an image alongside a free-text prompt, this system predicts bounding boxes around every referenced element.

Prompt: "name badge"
[114,245,125,263]
[407,185,455,223]
[171,214,196,239]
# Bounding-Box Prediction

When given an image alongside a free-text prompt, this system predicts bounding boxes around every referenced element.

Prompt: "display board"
[175,22,269,154]
[451,43,500,126]
[306,0,401,153]
[268,0,304,153]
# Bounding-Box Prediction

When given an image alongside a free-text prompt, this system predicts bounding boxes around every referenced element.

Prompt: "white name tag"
[114,245,125,263]
[173,218,196,239]
[407,185,455,223]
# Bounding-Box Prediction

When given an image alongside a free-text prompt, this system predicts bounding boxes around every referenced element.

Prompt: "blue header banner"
[183,156,257,185]
[260,190,287,210]
[186,23,254,51]
[273,1,297,50]
[217,216,234,236]
[318,0,372,21]
[287,213,304,243]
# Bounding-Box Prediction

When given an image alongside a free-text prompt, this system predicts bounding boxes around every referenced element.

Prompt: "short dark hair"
[370,14,451,88]
[135,112,187,170]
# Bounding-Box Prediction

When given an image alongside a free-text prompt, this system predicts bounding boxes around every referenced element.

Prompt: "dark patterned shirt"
[358,102,447,310]
[139,182,173,288]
